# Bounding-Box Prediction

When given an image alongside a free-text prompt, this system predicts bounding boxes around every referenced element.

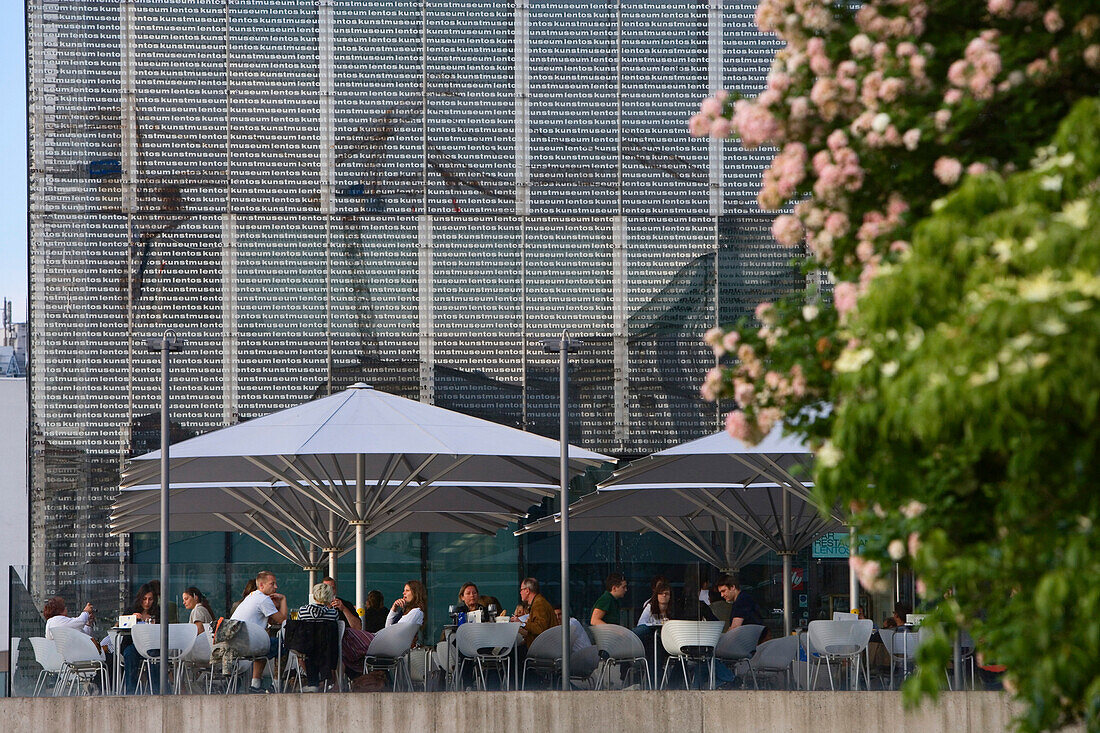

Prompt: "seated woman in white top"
[386,580,427,640]
[634,581,674,634]
[43,597,95,640]
[181,586,215,635]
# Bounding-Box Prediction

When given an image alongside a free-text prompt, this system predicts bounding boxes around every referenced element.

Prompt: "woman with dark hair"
[387,580,427,641]
[637,582,674,627]
[362,590,386,633]
[181,586,215,634]
[458,582,488,617]
[231,579,258,616]
[43,596,95,640]
[123,585,161,694]
[678,570,717,622]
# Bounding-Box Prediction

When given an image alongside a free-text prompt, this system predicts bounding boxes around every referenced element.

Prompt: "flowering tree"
[693,1,1100,728]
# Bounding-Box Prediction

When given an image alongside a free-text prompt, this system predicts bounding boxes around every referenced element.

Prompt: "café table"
[107,626,131,694]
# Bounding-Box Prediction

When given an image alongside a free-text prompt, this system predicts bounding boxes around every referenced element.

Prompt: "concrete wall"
[0,691,1044,732]
[0,378,28,659]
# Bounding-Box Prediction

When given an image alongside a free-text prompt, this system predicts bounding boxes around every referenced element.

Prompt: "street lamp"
[145,330,184,695]
[542,330,581,690]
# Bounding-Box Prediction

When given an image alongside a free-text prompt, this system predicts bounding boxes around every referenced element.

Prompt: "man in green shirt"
[590,572,628,626]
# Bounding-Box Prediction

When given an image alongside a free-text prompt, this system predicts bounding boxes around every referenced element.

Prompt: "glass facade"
[26,0,806,634]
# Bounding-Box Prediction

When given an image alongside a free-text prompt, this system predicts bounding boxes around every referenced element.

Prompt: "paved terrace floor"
[1,690,1065,732]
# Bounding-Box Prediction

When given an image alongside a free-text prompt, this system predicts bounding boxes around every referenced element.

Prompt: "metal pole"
[543,332,581,690]
[145,332,183,694]
[953,586,962,690]
[558,332,571,689]
[328,511,338,579]
[849,526,858,613]
[782,489,792,636]
[158,336,169,695]
[355,453,366,615]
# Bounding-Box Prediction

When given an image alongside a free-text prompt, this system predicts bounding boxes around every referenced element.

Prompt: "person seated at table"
[512,601,529,621]
[677,572,717,622]
[122,585,161,694]
[181,586,214,636]
[458,582,488,619]
[230,570,288,693]
[320,576,361,631]
[516,577,557,647]
[231,579,257,616]
[44,596,96,640]
[479,594,504,618]
[362,590,387,633]
[716,574,765,639]
[590,573,628,626]
[387,580,427,643]
[290,582,342,691]
[553,606,593,651]
[883,601,912,629]
[327,576,380,675]
[633,581,673,639]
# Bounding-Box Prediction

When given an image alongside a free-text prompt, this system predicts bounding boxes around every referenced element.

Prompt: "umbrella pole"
[328,511,338,579]
[355,454,366,616]
[782,489,792,636]
[849,525,859,612]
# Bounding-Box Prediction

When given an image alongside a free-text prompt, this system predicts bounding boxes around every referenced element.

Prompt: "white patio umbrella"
[110,481,531,585]
[119,383,612,611]
[519,424,842,634]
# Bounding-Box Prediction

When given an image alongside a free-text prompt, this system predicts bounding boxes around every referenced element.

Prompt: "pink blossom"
[902,128,921,151]
[896,41,917,58]
[1044,8,1064,32]
[824,211,850,237]
[716,89,730,102]
[754,0,784,32]
[767,71,791,93]
[756,407,783,435]
[703,327,725,357]
[849,33,873,58]
[934,156,963,185]
[886,194,909,218]
[934,108,952,130]
[855,240,875,262]
[699,97,722,118]
[771,214,804,246]
[944,88,963,105]
[700,367,723,401]
[764,370,782,390]
[789,364,807,398]
[733,378,756,406]
[1027,58,1050,77]
[809,78,840,121]
[987,0,1013,15]
[907,532,922,558]
[809,52,832,76]
[827,129,848,152]
[889,240,911,254]
[689,114,711,137]
[711,117,732,138]
[732,100,780,148]
[834,281,858,317]
[879,77,905,102]
[967,162,989,176]
[722,331,740,353]
[1085,44,1100,69]
[788,96,810,121]
[755,301,777,325]
[909,54,927,79]
[725,410,753,442]
[849,555,885,592]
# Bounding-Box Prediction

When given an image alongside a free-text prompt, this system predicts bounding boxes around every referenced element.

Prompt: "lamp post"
[146,330,184,695]
[543,331,581,690]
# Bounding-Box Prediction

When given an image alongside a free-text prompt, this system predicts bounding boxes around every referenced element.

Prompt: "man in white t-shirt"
[230,570,288,692]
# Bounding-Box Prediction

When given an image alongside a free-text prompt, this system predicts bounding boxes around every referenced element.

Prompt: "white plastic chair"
[807,619,873,690]
[714,624,764,688]
[886,624,930,689]
[455,621,521,691]
[659,620,724,689]
[130,623,197,694]
[747,634,799,689]
[51,628,108,696]
[29,637,64,696]
[589,624,651,690]
[180,626,214,693]
[363,622,420,691]
[521,626,563,689]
